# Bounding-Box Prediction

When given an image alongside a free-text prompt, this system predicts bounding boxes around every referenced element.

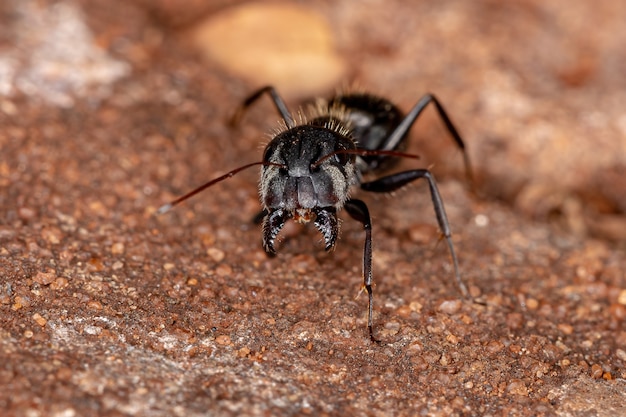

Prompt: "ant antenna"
[157,161,284,214]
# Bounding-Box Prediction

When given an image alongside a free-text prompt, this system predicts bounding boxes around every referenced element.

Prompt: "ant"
[158,86,473,342]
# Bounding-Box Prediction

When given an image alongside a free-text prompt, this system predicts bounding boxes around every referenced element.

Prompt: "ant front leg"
[381,94,473,186]
[360,170,470,298]
[344,199,379,343]
[230,85,295,128]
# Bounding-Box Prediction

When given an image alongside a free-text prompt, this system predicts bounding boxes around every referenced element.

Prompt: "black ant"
[158,86,472,342]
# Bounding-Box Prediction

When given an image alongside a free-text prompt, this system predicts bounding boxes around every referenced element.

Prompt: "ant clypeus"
[158,86,473,342]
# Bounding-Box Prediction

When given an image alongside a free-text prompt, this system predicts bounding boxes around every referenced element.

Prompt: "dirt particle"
[18,207,36,220]
[41,226,63,244]
[207,247,225,262]
[111,242,125,254]
[12,295,30,310]
[215,335,232,346]
[237,347,251,358]
[409,355,429,372]
[590,364,603,379]
[486,340,505,354]
[32,313,47,327]
[558,323,574,335]
[50,277,69,290]
[410,301,423,313]
[33,269,57,285]
[525,298,539,310]
[506,312,524,330]
[438,299,462,315]
[215,264,232,277]
[507,379,529,396]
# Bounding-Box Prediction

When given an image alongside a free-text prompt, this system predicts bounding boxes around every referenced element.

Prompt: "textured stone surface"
[1,0,625,416]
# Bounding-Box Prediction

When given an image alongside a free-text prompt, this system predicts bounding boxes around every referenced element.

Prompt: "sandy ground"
[1,0,625,416]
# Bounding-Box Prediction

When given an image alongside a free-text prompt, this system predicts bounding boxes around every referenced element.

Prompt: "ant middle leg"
[380,94,473,186]
[360,169,470,298]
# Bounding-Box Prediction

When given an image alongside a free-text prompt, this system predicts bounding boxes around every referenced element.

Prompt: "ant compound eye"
[262,144,276,162]
[333,144,351,165]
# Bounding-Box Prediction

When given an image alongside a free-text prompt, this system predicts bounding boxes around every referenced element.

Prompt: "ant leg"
[361,170,470,298]
[381,94,473,185]
[344,199,379,343]
[230,85,295,128]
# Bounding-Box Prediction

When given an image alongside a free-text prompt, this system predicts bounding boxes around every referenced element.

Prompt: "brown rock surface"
[1,0,624,416]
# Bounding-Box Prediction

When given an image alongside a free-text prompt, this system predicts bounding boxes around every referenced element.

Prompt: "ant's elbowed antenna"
[156,162,271,215]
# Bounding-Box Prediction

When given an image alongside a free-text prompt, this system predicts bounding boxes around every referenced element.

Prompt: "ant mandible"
[158,86,473,342]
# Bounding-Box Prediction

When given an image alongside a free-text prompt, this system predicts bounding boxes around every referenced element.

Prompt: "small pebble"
[32,313,47,327]
[506,379,529,396]
[215,335,232,346]
[438,299,461,315]
[215,264,232,277]
[41,226,62,244]
[590,363,603,379]
[557,323,574,335]
[18,207,36,220]
[50,277,69,290]
[486,340,504,354]
[207,247,225,263]
[33,269,57,285]
[111,242,125,254]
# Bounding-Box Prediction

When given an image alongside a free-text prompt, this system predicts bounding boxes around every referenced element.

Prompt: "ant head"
[260,124,357,215]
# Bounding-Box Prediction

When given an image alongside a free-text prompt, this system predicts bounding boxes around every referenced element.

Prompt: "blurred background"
[1,0,625,242]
